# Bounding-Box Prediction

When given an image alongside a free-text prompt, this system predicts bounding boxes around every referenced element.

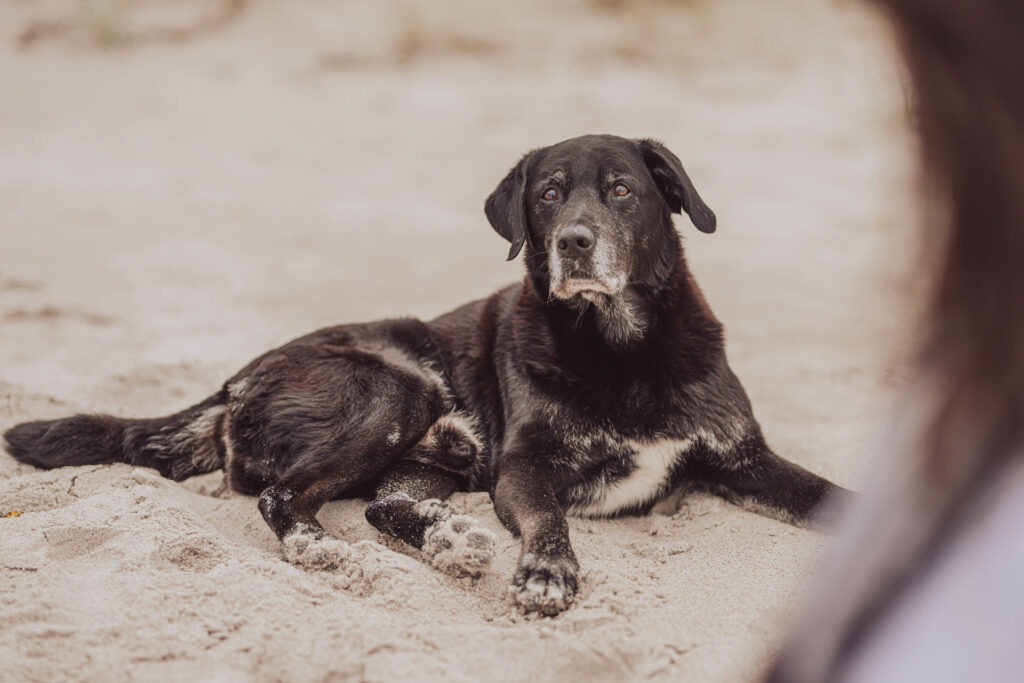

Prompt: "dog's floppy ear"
[485,153,532,261]
[637,139,716,234]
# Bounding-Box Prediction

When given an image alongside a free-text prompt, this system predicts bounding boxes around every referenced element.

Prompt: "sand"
[1,1,916,681]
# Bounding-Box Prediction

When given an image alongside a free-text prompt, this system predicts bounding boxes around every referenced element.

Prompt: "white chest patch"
[568,436,696,518]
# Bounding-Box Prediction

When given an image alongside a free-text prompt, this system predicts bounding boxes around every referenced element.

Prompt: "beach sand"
[1,1,916,680]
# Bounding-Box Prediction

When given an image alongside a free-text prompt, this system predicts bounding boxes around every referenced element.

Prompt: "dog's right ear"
[637,139,716,234]
[485,153,531,261]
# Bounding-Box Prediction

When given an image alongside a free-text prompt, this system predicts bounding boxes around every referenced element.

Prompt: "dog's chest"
[564,434,696,518]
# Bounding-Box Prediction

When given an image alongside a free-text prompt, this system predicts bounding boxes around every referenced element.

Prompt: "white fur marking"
[227,377,250,401]
[694,428,734,454]
[567,429,741,517]
[221,418,236,468]
[569,435,724,518]
[184,405,226,470]
[185,406,224,438]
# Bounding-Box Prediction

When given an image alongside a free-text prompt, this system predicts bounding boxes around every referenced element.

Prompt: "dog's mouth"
[552,277,622,301]
[548,243,628,302]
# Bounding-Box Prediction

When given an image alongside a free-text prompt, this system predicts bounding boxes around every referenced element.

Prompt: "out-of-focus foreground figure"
[765,0,1024,681]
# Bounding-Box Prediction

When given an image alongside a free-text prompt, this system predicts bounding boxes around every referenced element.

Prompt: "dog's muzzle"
[550,225,624,299]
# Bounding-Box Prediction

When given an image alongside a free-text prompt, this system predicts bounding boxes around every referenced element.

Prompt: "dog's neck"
[524,249,697,353]
[513,253,724,390]
[573,287,655,349]
[523,215,692,351]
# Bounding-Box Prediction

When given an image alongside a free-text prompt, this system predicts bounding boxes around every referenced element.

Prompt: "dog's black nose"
[556,225,595,257]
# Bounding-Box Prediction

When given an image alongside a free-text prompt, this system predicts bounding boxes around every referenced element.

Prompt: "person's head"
[879,0,1024,483]
[765,3,1024,680]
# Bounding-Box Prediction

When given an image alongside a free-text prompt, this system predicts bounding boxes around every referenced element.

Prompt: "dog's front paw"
[511,552,579,616]
[422,512,497,578]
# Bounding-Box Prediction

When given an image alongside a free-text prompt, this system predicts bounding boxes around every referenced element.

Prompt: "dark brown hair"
[901,0,1024,484]
[767,0,1024,679]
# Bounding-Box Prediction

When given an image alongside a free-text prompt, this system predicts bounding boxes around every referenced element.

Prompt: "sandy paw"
[283,527,352,571]
[413,498,453,525]
[511,553,578,616]
[421,510,496,579]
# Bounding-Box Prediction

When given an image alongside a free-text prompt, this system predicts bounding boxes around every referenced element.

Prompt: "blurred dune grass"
[13,0,867,77]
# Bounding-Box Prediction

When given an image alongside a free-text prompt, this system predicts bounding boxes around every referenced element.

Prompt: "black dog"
[4,134,849,615]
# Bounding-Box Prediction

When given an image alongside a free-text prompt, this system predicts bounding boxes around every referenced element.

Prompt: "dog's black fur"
[4,134,849,615]
[6,320,484,547]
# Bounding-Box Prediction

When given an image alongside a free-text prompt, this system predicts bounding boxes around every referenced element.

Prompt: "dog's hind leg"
[257,477,356,570]
[258,482,330,540]
[364,462,496,578]
[258,444,411,570]
[363,461,459,544]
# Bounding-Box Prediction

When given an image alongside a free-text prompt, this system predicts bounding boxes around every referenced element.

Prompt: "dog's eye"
[613,184,631,197]
[542,188,559,201]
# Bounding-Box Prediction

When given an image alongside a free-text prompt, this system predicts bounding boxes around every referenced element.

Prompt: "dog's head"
[485,134,715,305]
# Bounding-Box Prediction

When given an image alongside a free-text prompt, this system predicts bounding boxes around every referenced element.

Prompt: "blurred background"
[0,2,922,680]
[0,2,915,444]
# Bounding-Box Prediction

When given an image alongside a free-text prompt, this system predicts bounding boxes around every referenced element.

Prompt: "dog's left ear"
[637,139,716,234]
[485,152,532,261]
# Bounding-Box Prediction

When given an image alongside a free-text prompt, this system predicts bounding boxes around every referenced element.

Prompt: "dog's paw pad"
[511,553,578,616]
[465,529,493,550]
[422,513,496,578]
[413,498,453,525]
[283,529,351,571]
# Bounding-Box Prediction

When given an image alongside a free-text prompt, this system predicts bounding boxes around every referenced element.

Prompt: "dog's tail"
[3,392,228,481]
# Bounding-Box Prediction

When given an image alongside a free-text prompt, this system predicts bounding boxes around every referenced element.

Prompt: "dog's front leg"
[493,442,578,616]
[691,438,854,531]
